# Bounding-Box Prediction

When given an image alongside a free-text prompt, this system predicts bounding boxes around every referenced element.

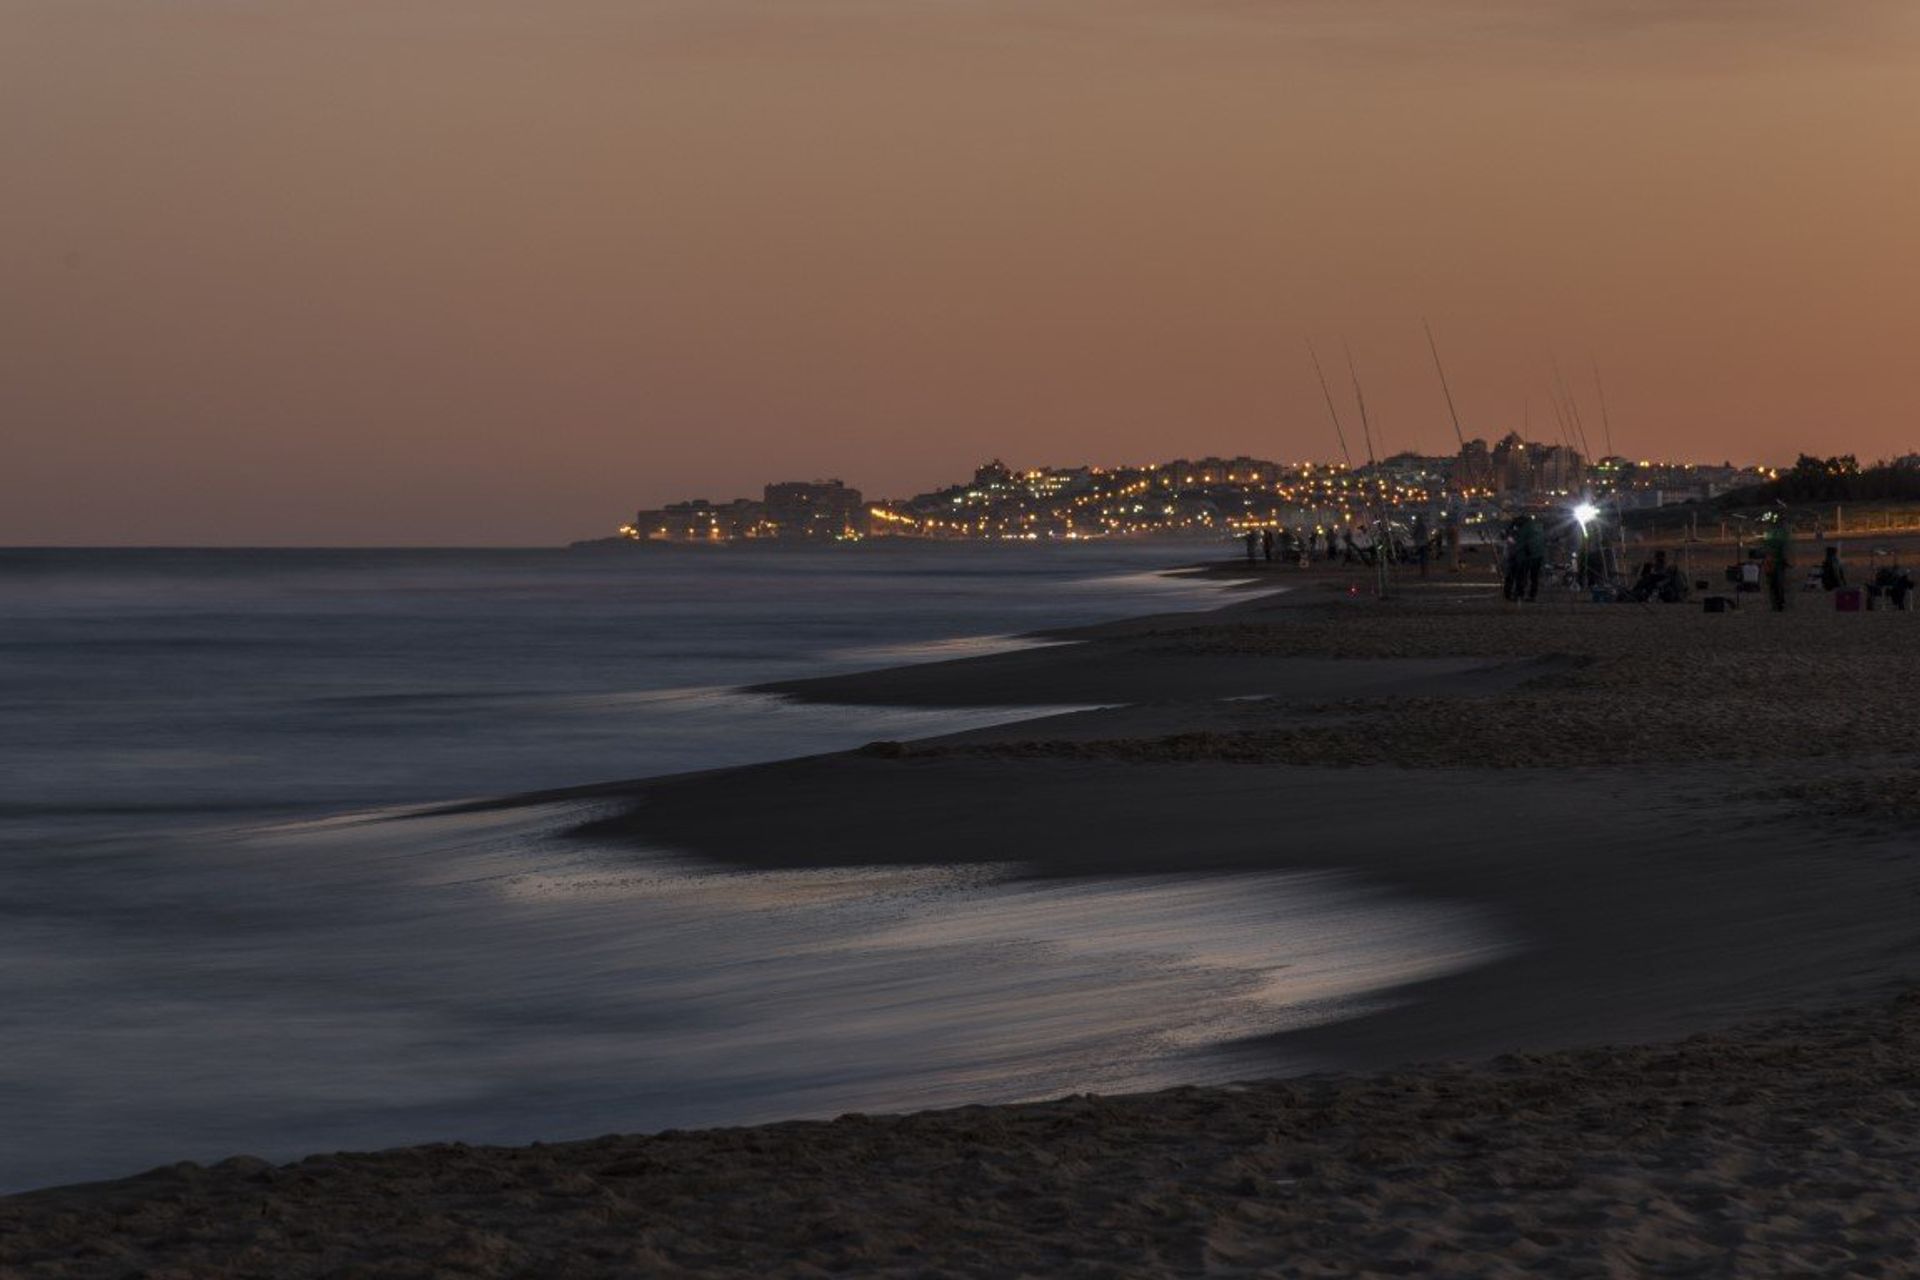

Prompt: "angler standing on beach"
[1503,513,1545,603]
[1763,514,1792,612]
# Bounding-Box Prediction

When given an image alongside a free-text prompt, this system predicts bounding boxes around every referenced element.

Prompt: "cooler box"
[1835,586,1865,612]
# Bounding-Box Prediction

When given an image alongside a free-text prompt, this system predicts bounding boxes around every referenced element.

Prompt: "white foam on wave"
[1066,567,1251,592]
[826,633,1074,665]
[0,801,1511,1191]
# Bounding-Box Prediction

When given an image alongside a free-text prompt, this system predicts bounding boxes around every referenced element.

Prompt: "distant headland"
[574,447,1920,549]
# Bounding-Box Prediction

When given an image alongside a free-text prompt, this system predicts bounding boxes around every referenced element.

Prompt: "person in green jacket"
[1761,514,1792,612]
[1503,513,1547,602]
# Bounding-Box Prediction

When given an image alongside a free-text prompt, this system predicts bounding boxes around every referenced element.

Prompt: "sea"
[0,543,1503,1192]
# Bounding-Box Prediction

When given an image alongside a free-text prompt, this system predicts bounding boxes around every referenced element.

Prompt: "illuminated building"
[762,480,868,539]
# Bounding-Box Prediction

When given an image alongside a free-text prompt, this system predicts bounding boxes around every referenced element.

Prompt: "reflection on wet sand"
[0,802,1503,1192]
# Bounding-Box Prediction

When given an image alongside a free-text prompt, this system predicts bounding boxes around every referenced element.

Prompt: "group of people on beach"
[1584,515,1914,612]
[1242,518,1459,575]
[1243,526,1381,567]
[1488,509,1611,602]
[1628,550,1688,603]
[1499,513,1547,602]
[1750,519,1915,611]
[1238,507,1916,613]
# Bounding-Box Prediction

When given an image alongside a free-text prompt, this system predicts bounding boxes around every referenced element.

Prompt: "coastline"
[7,553,1920,1276]
[12,994,1920,1276]
[577,563,1920,1074]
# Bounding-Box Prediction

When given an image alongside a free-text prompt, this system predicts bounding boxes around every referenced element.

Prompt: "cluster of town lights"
[618,451,1773,543]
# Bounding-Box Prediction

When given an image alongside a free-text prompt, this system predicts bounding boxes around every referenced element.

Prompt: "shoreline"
[7,553,1920,1275]
[11,991,1920,1276]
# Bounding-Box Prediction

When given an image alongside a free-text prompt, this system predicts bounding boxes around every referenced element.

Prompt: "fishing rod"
[1551,356,1595,461]
[1423,320,1484,567]
[1592,361,1617,459]
[1306,340,1366,578]
[1306,340,1356,470]
[1545,381,1576,451]
[1538,376,1602,589]
[1344,342,1393,599]
[1554,361,1622,592]
[1589,360,1628,576]
[1345,341,1380,468]
[1566,386,1595,463]
[1424,321,1470,455]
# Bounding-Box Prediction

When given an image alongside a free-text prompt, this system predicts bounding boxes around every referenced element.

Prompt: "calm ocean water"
[0,543,1236,838]
[0,544,1505,1191]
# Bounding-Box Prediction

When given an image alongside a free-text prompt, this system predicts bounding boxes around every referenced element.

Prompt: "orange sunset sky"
[4,0,1918,545]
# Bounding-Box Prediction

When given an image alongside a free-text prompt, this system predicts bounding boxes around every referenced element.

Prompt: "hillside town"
[608,435,1775,544]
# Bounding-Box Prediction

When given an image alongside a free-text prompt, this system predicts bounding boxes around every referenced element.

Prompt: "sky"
[4,0,1917,545]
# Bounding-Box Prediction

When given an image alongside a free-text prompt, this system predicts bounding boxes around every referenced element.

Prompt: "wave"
[0,800,299,818]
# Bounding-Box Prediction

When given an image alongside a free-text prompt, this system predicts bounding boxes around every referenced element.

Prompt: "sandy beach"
[8,551,1920,1276]
[8,994,1920,1277]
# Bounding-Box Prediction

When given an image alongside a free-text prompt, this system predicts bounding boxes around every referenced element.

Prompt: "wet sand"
[8,558,1920,1276]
